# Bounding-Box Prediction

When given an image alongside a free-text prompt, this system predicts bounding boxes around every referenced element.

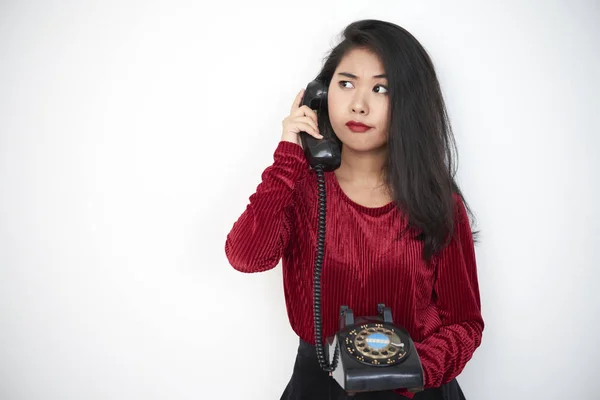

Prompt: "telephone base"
[325,304,424,393]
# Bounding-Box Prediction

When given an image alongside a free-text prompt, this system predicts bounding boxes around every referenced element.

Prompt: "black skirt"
[280,338,466,400]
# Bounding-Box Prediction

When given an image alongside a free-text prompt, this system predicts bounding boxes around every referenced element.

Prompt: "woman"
[225,19,484,399]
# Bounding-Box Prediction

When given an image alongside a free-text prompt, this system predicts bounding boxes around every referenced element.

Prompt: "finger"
[304,107,319,125]
[293,121,319,137]
[292,116,319,134]
[290,89,305,114]
[292,105,318,123]
[294,121,323,139]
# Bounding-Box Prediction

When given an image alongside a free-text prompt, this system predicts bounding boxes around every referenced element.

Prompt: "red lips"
[346,120,372,133]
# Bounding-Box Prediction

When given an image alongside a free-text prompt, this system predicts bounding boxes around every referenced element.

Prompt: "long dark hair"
[314,19,478,261]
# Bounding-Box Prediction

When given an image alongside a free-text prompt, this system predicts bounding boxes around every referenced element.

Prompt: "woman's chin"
[339,137,387,154]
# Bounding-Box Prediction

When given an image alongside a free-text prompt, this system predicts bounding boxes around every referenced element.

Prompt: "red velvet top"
[225,141,484,397]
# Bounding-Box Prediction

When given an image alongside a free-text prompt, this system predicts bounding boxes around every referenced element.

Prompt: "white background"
[1,1,599,399]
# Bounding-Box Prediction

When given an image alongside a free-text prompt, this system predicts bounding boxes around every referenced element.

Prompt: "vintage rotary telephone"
[299,79,424,394]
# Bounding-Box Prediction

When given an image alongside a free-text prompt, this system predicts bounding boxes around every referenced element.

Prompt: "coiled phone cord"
[313,164,340,373]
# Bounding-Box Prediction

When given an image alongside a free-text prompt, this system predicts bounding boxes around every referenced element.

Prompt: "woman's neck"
[334,145,388,188]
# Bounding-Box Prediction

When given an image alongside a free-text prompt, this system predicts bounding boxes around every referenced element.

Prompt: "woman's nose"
[351,93,369,115]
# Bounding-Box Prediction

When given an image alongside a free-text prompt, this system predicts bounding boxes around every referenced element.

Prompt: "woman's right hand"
[281,88,323,148]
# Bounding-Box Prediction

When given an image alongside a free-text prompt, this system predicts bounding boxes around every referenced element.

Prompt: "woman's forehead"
[336,48,386,77]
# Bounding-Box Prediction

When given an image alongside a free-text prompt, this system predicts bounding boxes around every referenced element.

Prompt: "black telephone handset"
[300,79,424,394]
[299,79,342,171]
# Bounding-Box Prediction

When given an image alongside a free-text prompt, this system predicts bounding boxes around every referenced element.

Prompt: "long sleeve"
[413,195,484,388]
[225,141,309,273]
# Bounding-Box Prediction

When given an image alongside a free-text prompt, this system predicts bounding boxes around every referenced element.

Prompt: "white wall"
[1,1,598,399]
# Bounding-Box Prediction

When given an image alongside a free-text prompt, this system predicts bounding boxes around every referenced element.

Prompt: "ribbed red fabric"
[225,141,484,397]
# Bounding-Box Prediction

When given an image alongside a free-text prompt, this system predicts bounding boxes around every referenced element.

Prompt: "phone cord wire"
[313,165,340,373]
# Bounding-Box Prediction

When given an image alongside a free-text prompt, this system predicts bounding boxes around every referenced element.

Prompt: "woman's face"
[327,47,390,152]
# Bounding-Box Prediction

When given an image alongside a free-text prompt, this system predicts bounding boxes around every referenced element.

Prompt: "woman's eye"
[339,80,354,89]
[374,85,388,94]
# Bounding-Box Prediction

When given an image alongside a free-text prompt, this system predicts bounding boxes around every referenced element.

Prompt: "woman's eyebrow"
[337,72,388,79]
